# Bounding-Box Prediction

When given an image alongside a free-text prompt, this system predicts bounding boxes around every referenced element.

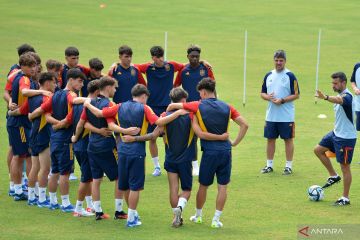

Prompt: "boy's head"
[99,76,118,98]
[197,77,216,99]
[19,53,37,77]
[65,46,79,67]
[169,87,188,103]
[66,68,86,91]
[89,58,104,79]
[150,46,164,66]
[187,44,201,65]
[27,52,42,76]
[17,44,35,57]
[118,45,133,66]
[39,72,57,93]
[87,79,100,97]
[131,84,150,104]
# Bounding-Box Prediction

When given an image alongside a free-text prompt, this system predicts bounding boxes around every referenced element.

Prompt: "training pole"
[243,30,248,107]
[315,29,321,104]
[164,31,168,61]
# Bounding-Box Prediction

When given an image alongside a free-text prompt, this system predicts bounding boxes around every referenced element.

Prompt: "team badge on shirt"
[185,72,190,76]
[117,71,122,75]
[165,64,170,71]
[131,68,136,76]
[199,69,205,77]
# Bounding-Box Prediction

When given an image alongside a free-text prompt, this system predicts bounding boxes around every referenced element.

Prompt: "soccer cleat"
[69,173,78,181]
[73,208,95,217]
[27,198,38,206]
[14,192,28,201]
[49,203,60,210]
[95,212,110,220]
[37,200,51,208]
[126,216,142,227]
[333,197,350,206]
[322,175,341,188]
[8,189,15,197]
[283,167,292,175]
[86,207,95,213]
[261,166,273,174]
[114,211,128,220]
[211,219,223,228]
[192,168,199,176]
[152,167,161,177]
[61,204,75,213]
[190,215,202,224]
[172,207,183,227]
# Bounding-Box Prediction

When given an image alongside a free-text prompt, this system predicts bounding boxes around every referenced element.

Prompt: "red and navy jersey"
[174,63,215,101]
[136,61,184,107]
[5,64,21,92]
[82,95,116,152]
[41,89,76,142]
[59,64,90,89]
[79,74,102,97]
[108,64,146,104]
[183,98,240,151]
[162,111,196,163]
[73,104,89,152]
[103,100,158,155]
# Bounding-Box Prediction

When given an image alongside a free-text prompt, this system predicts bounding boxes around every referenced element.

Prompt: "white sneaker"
[189,215,202,224]
[69,173,78,181]
[211,219,223,228]
[73,208,95,217]
[192,168,199,176]
[152,167,161,177]
[172,207,182,227]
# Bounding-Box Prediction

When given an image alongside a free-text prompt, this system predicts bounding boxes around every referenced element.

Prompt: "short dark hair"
[131,84,150,97]
[46,59,62,71]
[331,72,347,82]
[27,52,41,65]
[87,79,100,94]
[169,87,188,103]
[19,53,37,67]
[150,46,164,57]
[98,76,117,90]
[39,72,56,85]
[89,58,104,71]
[17,44,35,56]
[65,46,79,57]
[187,44,201,55]
[197,77,216,93]
[119,45,133,56]
[274,49,286,59]
[66,68,86,81]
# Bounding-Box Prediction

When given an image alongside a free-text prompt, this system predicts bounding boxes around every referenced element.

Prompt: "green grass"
[1,0,360,239]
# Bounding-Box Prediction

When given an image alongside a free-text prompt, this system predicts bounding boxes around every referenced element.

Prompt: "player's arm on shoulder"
[155,109,188,126]
[84,100,103,118]
[191,115,229,141]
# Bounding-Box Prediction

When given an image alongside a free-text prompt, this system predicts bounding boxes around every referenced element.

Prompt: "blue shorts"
[8,126,30,156]
[50,142,74,175]
[264,121,295,139]
[319,131,356,165]
[147,106,167,133]
[356,112,360,131]
[30,143,49,157]
[74,150,92,182]
[88,149,118,181]
[118,154,145,191]
[199,150,231,186]
[164,160,192,191]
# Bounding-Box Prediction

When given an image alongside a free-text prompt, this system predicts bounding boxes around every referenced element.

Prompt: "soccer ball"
[308,185,324,201]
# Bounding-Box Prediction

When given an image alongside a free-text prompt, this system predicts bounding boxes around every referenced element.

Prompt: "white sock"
[192,160,199,169]
[196,208,202,217]
[93,201,102,213]
[286,160,292,169]
[128,208,136,222]
[39,187,47,202]
[267,160,273,168]
[35,182,39,196]
[85,196,93,209]
[331,174,339,178]
[9,181,14,191]
[135,210,139,217]
[75,200,83,213]
[14,184,23,194]
[177,197,187,211]
[61,195,71,208]
[152,157,160,169]
[115,199,123,212]
[213,209,222,221]
[342,196,350,201]
[49,192,58,205]
[28,187,36,200]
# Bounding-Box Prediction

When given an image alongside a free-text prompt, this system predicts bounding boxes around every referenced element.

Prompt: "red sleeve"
[135,67,147,86]
[208,67,215,80]
[173,68,184,87]
[102,104,120,119]
[183,101,200,113]
[19,76,31,91]
[40,96,53,112]
[65,92,77,124]
[134,63,151,74]
[188,112,194,120]
[67,91,76,104]
[229,105,240,120]
[168,61,184,72]
[19,100,29,115]
[79,65,90,76]
[107,63,117,77]
[144,105,159,125]
[5,79,13,91]
[5,70,20,90]
[80,108,87,121]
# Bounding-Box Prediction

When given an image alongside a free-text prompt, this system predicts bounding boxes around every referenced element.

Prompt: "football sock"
[267,160,273,168]
[85,196,93,209]
[14,184,23,194]
[28,187,36,200]
[192,160,199,169]
[9,181,14,191]
[152,157,160,169]
[115,199,123,212]
[286,160,292,169]
[61,195,71,208]
[75,200,83,213]
[196,208,202,217]
[93,201,102,213]
[128,208,136,222]
[39,187,47,202]
[213,210,222,221]
[177,197,187,211]
[49,192,58,204]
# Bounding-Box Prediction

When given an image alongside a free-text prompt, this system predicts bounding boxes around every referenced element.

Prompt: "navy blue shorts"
[147,106,167,133]
[118,154,145,191]
[264,121,295,139]
[50,142,74,175]
[88,148,118,181]
[319,131,356,165]
[8,126,30,156]
[74,150,92,182]
[356,111,360,131]
[199,150,232,186]
[30,143,49,157]
[164,160,193,191]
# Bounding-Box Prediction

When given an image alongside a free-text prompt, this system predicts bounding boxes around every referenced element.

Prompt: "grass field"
[1,0,360,239]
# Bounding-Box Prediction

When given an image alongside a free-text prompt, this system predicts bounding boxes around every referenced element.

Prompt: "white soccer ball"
[308,185,324,201]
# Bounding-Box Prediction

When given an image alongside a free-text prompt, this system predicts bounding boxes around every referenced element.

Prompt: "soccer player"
[350,62,360,129]
[85,84,188,227]
[29,68,87,212]
[108,45,146,104]
[80,58,104,97]
[174,44,215,176]
[46,59,63,89]
[260,50,300,175]
[81,76,140,221]
[314,72,356,206]
[167,78,248,228]
[136,46,185,177]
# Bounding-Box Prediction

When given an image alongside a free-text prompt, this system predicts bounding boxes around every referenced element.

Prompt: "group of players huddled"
[4,44,248,228]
